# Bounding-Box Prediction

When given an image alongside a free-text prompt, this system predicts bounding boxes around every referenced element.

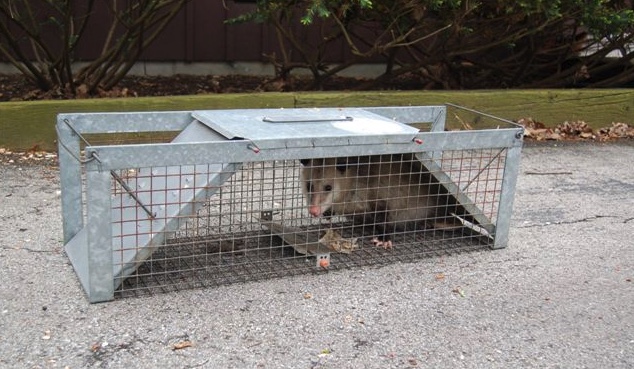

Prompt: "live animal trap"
[57,105,523,302]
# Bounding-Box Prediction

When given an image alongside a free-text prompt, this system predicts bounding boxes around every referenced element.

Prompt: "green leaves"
[228,0,374,25]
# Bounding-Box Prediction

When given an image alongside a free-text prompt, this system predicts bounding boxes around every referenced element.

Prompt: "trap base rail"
[57,105,523,302]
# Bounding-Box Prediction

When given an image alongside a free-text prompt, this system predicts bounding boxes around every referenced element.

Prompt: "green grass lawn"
[1,89,632,151]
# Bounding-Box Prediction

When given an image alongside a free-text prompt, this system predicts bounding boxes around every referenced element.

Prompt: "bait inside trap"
[57,105,523,302]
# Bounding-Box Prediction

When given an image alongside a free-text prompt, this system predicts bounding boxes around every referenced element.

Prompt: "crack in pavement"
[0,245,60,253]
[516,214,627,228]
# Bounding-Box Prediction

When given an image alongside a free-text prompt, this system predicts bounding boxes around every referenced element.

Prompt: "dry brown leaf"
[598,122,634,140]
[75,84,89,99]
[517,117,547,130]
[172,340,194,350]
[318,229,358,253]
[556,120,595,139]
[516,117,634,141]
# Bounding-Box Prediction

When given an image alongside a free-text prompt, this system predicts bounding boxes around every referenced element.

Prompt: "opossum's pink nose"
[309,205,322,217]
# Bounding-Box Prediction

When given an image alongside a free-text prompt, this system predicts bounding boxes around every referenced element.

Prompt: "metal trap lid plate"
[192,108,419,148]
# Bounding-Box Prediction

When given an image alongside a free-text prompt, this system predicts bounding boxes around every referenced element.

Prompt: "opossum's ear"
[300,159,309,166]
[335,158,349,173]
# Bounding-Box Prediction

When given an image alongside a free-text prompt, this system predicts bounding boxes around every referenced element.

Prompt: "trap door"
[192,107,421,149]
[111,119,243,289]
[416,152,496,236]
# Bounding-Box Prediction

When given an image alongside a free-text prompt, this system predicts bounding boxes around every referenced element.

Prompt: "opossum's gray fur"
[300,154,468,246]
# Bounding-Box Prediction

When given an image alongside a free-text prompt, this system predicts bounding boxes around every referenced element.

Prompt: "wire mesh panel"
[114,148,507,298]
[57,105,523,302]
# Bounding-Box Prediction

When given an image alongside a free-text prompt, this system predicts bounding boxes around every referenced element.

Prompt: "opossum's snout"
[309,205,323,217]
[309,205,335,217]
[307,184,333,217]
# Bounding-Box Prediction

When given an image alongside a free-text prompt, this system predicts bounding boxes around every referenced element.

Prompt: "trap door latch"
[262,115,353,123]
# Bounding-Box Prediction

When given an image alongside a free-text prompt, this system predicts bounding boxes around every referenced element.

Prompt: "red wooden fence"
[0,1,350,64]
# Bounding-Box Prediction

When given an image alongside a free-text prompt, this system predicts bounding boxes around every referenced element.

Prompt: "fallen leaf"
[172,340,194,350]
[517,117,547,130]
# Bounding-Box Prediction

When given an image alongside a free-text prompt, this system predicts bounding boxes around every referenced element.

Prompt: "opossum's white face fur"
[299,158,348,218]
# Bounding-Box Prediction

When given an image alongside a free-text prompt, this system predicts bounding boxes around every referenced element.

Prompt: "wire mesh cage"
[57,105,523,302]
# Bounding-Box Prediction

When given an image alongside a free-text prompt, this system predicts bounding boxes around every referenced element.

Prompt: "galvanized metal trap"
[57,105,523,302]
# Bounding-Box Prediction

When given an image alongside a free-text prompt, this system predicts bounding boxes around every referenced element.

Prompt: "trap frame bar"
[57,106,524,302]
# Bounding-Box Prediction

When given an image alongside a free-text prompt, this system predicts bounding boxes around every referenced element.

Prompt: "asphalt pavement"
[0,141,632,369]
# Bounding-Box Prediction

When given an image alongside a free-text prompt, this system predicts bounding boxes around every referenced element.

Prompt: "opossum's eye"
[306,182,313,193]
[335,163,347,173]
[324,185,332,192]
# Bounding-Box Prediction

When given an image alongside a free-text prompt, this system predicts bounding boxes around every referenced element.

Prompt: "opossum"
[300,154,469,248]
